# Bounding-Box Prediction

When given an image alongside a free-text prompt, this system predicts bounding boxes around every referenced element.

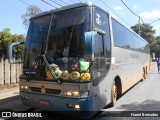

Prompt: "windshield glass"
[23,7,90,81]
[24,15,51,69]
[46,7,89,66]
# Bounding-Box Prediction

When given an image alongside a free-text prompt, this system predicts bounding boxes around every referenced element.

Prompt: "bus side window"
[94,33,104,58]
[93,33,106,85]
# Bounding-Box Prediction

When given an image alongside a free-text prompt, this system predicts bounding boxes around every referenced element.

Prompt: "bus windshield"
[46,7,89,68]
[23,15,51,69]
[23,7,90,80]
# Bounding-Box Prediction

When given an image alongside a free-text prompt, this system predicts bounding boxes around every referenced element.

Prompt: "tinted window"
[112,20,126,48]
[24,15,51,68]
[46,7,89,60]
[94,34,104,57]
[112,18,149,53]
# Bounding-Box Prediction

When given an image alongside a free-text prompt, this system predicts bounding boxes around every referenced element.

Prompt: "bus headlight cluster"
[64,90,80,97]
[64,90,89,97]
[20,85,29,90]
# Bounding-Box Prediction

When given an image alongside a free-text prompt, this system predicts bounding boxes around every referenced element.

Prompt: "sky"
[1,0,160,36]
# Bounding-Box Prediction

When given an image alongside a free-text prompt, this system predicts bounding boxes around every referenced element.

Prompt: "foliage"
[156,36,160,42]
[131,23,160,58]
[131,23,156,44]
[21,5,42,29]
[0,28,25,58]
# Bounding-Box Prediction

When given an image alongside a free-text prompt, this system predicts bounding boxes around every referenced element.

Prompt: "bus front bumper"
[20,91,93,117]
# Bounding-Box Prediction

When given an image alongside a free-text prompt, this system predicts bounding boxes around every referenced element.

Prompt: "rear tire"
[110,81,117,107]
[143,68,146,79]
[141,68,146,81]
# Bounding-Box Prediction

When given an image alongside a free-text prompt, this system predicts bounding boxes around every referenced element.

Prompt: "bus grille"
[30,87,61,95]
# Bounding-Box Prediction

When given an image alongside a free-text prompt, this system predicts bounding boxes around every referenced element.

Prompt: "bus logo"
[96,13,102,25]
[41,87,46,94]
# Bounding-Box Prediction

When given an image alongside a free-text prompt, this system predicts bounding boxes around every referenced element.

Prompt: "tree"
[151,36,160,58]
[156,36,160,43]
[21,5,42,29]
[131,23,156,45]
[130,23,160,58]
[0,28,25,58]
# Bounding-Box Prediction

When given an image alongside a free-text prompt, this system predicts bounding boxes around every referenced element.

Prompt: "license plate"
[39,99,51,105]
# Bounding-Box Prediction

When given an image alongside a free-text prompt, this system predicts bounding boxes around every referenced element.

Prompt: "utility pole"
[138,16,141,36]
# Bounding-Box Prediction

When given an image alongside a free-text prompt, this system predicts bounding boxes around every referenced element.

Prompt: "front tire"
[110,81,117,107]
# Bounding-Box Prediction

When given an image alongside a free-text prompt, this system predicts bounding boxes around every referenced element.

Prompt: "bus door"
[92,33,106,85]
[91,7,111,111]
[90,32,107,111]
[92,7,110,85]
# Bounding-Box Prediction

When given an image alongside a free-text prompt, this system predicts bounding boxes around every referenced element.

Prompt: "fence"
[0,57,22,86]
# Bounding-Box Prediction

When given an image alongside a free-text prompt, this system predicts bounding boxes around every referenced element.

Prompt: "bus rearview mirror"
[84,31,97,61]
[8,42,24,64]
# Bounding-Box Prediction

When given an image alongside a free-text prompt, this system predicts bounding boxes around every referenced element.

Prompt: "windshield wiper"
[63,13,79,58]
[41,55,62,84]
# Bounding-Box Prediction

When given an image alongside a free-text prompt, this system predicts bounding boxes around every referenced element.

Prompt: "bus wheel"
[143,68,146,79]
[111,81,117,107]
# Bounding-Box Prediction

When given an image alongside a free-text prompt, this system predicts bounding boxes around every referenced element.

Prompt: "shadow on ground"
[116,100,160,111]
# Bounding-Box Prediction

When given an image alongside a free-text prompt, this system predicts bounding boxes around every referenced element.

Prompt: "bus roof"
[30,2,148,44]
[30,3,90,19]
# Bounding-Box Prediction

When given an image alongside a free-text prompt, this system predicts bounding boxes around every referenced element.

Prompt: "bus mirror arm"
[8,42,24,64]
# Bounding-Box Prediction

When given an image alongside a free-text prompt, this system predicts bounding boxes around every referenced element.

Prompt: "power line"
[49,0,63,6]
[76,0,82,3]
[59,0,69,5]
[120,0,145,25]
[41,0,56,8]
[69,0,75,3]
[19,0,30,6]
[77,0,82,3]
[121,0,139,18]
[120,0,146,35]
[100,0,131,26]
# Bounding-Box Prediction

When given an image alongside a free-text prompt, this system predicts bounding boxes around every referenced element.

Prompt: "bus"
[8,2,150,117]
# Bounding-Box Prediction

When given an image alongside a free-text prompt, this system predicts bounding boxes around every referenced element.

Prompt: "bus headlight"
[65,91,72,96]
[72,91,79,96]
[64,90,80,97]
[20,85,29,90]
[64,90,89,97]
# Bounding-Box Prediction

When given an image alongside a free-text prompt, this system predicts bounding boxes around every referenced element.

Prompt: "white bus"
[8,2,150,117]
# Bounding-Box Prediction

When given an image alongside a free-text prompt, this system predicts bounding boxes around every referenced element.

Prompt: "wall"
[0,57,22,87]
